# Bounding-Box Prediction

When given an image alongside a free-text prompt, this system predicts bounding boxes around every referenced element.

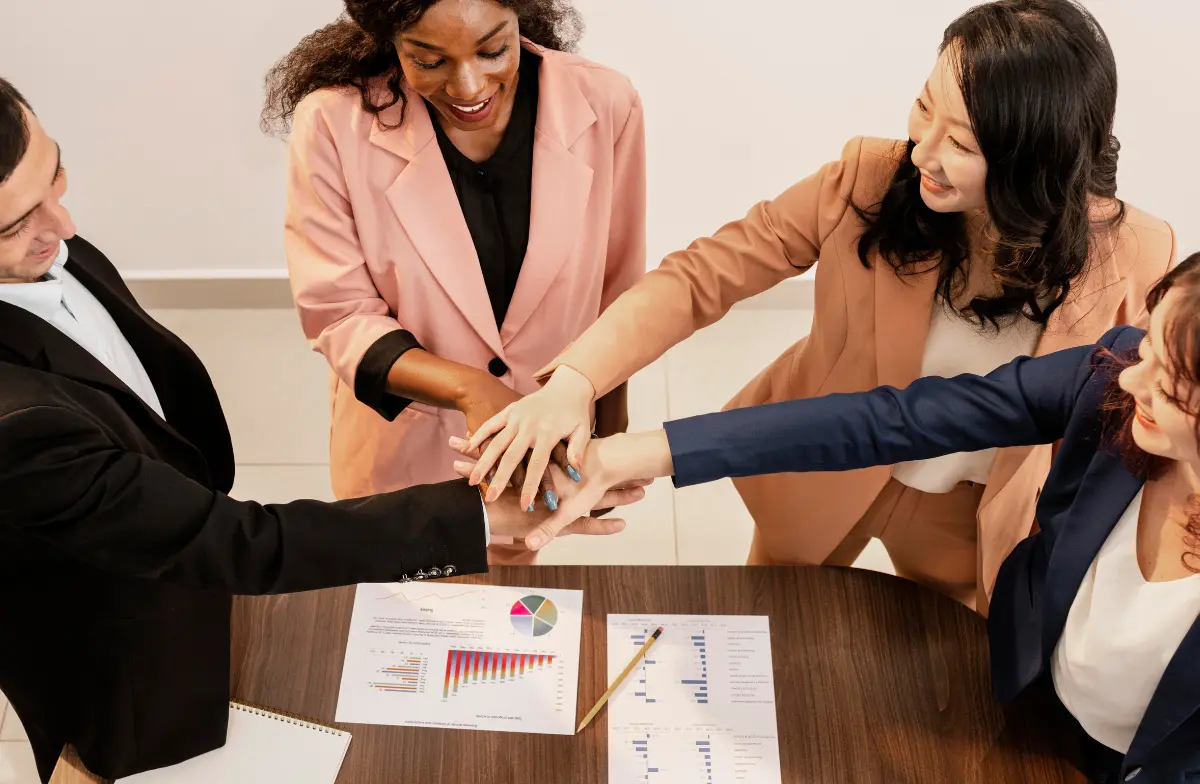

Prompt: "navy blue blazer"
[665,325,1200,782]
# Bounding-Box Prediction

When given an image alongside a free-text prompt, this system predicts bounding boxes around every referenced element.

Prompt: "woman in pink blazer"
[262,0,645,561]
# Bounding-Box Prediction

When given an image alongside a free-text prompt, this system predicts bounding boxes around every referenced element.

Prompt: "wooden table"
[58,566,1085,783]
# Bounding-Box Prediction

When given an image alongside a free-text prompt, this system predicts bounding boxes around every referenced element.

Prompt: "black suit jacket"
[0,237,489,782]
[664,326,1199,782]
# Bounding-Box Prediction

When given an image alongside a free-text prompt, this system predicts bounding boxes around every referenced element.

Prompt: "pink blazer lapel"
[500,47,596,342]
[372,93,504,356]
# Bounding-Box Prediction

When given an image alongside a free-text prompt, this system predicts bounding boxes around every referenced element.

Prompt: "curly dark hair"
[1099,252,1200,573]
[261,0,583,135]
[854,0,1125,329]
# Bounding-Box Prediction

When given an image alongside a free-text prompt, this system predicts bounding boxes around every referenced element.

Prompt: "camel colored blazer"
[285,42,645,499]
[540,137,1175,612]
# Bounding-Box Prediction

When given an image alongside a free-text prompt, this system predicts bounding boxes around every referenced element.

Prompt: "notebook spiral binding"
[230,700,347,736]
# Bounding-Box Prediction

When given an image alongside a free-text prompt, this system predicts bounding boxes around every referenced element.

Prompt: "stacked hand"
[458,371,585,512]
[452,429,674,550]
[462,366,598,512]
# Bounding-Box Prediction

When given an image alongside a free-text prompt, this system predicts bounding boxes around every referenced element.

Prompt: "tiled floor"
[0,305,892,782]
[0,699,37,784]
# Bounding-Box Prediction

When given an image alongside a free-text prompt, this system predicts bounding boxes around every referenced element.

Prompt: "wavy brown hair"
[261,0,582,135]
[854,0,1124,329]
[1100,252,1200,572]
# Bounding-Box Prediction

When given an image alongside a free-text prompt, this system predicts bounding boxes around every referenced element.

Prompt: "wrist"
[595,429,674,484]
[547,365,596,403]
[455,369,500,413]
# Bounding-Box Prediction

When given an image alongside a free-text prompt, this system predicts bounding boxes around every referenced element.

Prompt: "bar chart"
[607,615,783,783]
[442,649,556,698]
[626,628,710,705]
[615,728,779,783]
[370,654,428,694]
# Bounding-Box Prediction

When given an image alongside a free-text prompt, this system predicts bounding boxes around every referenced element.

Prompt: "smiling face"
[0,107,75,283]
[394,0,522,133]
[1119,290,1200,468]
[907,47,989,216]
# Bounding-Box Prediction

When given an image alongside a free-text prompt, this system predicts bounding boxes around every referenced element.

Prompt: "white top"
[1052,489,1200,753]
[0,241,164,417]
[891,300,1041,493]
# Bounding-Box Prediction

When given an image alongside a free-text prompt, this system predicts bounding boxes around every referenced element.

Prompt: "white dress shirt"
[0,241,163,416]
[0,241,492,544]
[892,300,1042,493]
[1052,489,1200,753]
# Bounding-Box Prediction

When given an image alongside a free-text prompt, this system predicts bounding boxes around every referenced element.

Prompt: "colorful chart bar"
[442,649,555,698]
[372,656,427,694]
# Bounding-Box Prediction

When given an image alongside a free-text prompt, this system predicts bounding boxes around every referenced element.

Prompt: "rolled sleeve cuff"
[354,329,424,421]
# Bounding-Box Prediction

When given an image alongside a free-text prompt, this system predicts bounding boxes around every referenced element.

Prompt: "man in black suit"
[0,78,635,782]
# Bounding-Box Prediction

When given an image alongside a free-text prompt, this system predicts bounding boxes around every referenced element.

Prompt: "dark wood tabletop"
[219,566,1085,784]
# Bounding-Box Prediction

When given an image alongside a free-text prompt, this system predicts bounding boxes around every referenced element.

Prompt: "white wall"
[1,0,1197,274]
[0,0,344,273]
[573,0,1200,265]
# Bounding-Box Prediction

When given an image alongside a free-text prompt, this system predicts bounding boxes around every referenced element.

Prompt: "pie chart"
[510,595,558,637]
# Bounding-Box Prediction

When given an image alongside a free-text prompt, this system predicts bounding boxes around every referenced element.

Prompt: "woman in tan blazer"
[262,0,646,562]
[465,0,1177,609]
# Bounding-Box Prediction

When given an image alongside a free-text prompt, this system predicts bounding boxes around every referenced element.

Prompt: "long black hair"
[855,0,1125,327]
[261,0,582,135]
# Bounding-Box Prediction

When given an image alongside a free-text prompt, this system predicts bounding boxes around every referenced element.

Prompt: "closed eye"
[2,219,31,239]
[478,43,509,60]
[948,136,974,154]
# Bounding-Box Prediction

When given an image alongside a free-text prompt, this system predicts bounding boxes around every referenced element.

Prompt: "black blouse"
[433,47,540,329]
[354,49,542,421]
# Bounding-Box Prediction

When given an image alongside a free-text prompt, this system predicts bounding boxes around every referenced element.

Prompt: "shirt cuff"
[354,329,424,421]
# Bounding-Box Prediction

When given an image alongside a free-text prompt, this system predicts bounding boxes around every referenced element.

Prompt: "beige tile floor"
[0,305,892,781]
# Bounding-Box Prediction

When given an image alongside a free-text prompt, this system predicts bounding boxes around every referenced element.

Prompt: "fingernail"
[449,436,467,447]
[527,535,544,549]
[544,490,558,511]
[566,466,582,482]
[526,503,536,513]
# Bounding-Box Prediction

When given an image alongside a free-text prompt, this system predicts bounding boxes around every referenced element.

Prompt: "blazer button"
[488,358,509,377]
[1124,768,1142,781]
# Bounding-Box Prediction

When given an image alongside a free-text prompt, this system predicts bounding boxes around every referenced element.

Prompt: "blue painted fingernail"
[526,503,535,513]
[567,466,582,482]
[544,490,559,511]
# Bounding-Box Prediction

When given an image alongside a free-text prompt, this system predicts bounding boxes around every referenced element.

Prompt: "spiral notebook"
[118,702,351,783]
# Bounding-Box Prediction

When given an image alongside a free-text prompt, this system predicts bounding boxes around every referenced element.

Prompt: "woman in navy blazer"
[454,253,1200,782]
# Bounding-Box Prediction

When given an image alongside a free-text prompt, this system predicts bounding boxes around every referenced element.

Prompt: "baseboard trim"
[125,275,296,309]
[122,271,813,311]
